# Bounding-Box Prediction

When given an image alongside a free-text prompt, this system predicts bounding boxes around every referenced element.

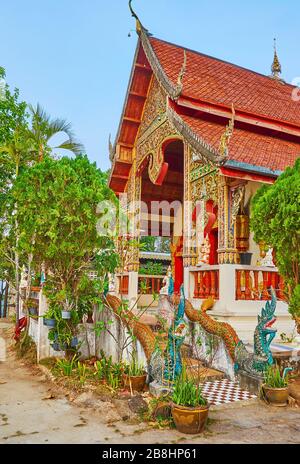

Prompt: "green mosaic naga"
[235,288,277,377]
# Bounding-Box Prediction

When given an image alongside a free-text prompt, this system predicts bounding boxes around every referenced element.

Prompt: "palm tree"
[0,106,84,328]
[28,103,84,161]
[0,127,35,326]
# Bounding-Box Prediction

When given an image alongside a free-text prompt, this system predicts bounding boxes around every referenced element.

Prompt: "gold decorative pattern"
[137,118,181,184]
[139,77,167,137]
[219,105,235,158]
[217,175,240,264]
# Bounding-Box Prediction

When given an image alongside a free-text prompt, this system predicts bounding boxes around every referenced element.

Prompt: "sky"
[1,0,299,171]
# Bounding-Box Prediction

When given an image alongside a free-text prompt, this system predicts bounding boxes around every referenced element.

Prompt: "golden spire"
[271,38,282,79]
[129,0,151,36]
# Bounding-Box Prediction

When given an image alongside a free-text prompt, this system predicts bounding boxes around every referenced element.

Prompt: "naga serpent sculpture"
[105,293,239,363]
[105,293,156,362]
[105,290,277,378]
[185,297,240,360]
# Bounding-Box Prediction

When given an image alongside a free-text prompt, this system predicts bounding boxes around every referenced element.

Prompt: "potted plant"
[122,357,147,392]
[171,372,209,434]
[48,329,62,351]
[61,298,73,319]
[27,298,39,317]
[43,307,57,327]
[239,252,252,265]
[262,364,290,406]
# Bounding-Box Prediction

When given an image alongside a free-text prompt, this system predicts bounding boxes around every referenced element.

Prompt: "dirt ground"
[0,320,300,444]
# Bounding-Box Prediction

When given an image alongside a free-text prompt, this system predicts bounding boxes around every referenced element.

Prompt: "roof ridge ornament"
[129,0,183,100]
[108,134,115,162]
[271,38,284,82]
[129,0,151,36]
[219,104,235,158]
[176,50,187,92]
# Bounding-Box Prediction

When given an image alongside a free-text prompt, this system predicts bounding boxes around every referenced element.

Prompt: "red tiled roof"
[150,37,300,127]
[180,113,300,172]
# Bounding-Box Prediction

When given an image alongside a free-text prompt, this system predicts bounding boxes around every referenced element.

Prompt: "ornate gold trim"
[167,107,225,165]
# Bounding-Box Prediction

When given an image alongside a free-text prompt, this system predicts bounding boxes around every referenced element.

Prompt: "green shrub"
[264,364,288,388]
[289,284,300,318]
[123,358,145,376]
[56,355,77,376]
[172,370,207,407]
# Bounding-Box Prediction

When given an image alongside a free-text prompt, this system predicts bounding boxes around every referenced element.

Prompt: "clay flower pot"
[43,317,56,328]
[28,307,38,317]
[61,310,71,320]
[171,402,210,434]
[122,373,147,392]
[262,384,289,407]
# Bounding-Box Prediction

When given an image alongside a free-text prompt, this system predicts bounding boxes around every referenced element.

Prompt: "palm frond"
[55,140,84,155]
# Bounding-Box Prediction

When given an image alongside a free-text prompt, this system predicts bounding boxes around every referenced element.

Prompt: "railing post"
[199,271,205,299]
[261,271,269,300]
[236,270,243,300]
[210,270,217,299]
[244,270,252,300]
[278,275,285,300]
[204,271,211,298]
[253,270,259,299]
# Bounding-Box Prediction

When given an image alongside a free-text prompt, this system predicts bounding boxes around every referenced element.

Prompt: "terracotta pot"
[122,373,147,392]
[262,384,289,406]
[171,402,209,434]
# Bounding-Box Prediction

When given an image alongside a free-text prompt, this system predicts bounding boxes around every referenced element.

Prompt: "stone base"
[236,371,263,396]
[149,381,173,398]
[273,350,300,376]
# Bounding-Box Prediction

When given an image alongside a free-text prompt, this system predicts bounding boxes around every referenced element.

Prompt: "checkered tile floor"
[200,379,257,406]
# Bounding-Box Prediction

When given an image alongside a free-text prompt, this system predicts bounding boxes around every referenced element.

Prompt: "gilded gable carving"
[138,77,166,137]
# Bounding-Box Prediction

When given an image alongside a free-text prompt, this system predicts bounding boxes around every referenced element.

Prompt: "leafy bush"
[94,355,123,389]
[139,262,164,276]
[123,358,145,376]
[264,364,288,388]
[289,284,300,318]
[172,371,207,407]
[56,355,77,376]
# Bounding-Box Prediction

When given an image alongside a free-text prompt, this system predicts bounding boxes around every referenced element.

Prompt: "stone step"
[183,357,225,383]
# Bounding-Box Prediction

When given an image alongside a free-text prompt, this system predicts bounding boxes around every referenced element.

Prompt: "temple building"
[109,10,300,342]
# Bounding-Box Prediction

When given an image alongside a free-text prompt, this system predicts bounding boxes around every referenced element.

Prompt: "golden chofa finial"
[129,0,150,36]
[271,38,282,80]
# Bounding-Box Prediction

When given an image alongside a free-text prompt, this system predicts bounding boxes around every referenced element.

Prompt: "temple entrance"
[139,139,184,293]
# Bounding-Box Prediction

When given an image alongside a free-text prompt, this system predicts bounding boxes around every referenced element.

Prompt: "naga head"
[258,287,277,336]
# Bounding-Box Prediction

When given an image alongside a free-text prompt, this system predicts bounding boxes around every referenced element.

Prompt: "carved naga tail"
[105,294,156,362]
[185,297,240,360]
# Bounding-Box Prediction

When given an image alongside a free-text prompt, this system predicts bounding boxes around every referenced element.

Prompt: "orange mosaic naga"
[185,297,240,360]
[105,294,156,361]
[105,294,240,362]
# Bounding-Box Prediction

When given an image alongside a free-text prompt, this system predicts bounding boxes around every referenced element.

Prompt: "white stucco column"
[36,291,50,361]
[218,264,236,313]
[184,267,190,299]
[128,271,139,310]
